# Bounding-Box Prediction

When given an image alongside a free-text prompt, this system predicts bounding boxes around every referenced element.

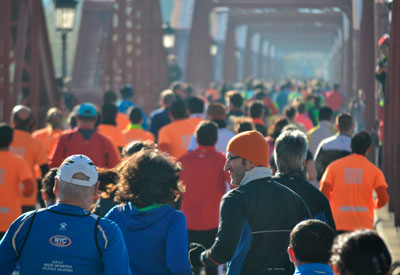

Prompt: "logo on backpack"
[49,235,72,247]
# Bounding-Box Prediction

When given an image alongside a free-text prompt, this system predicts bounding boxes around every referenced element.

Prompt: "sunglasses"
[226,155,242,162]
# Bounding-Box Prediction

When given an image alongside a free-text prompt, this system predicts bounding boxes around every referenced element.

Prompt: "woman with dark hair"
[105,150,191,275]
[331,230,392,275]
[93,140,156,216]
[266,117,289,161]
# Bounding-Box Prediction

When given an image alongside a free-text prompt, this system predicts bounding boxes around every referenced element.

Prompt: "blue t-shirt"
[0,204,131,274]
[294,263,333,275]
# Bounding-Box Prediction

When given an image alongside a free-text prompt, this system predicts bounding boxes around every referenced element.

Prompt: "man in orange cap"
[189,130,311,274]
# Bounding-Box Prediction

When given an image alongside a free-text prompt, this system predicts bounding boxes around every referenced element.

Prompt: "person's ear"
[245,160,257,171]
[287,246,296,263]
[53,179,59,196]
[93,181,100,202]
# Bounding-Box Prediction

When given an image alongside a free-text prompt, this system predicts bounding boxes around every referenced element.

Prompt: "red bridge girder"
[0,0,59,126]
[71,0,168,113]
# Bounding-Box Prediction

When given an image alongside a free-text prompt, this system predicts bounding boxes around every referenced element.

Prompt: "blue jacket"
[105,203,192,275]
[0,204,131,274]
[294,263,333,275]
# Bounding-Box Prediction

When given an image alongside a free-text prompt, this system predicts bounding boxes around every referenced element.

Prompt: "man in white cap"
[189,130,311,274]
[0,154,131,274]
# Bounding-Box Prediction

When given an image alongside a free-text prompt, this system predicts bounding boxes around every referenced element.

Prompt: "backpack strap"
[94,216,103,260]
[12,210,38,257]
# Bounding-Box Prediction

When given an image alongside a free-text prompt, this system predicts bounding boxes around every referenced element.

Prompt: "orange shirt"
[97,124,127,149]
[10,129,48,206]
[116,112,130,131]
[158,118,201,159]
[32,127,63,157]
[0,151,34,231]
[122,126,155,144]
[320,154,388,231]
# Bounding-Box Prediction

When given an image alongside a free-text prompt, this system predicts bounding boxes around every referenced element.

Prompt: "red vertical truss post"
[186,0,213,92]
[243,27,254,80]
[105,0,168,112]
[11,0,29,111]
[383,0,400,223]
[357,0,377,165]
[223,17,237,83]
[30,0,40,120]
[0,0,12,122]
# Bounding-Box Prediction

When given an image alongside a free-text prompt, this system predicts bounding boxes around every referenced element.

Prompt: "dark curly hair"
[115,150,184,208]
[331,230,391,275]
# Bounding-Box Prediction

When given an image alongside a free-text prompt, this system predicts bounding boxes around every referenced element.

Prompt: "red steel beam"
[383,0,400,224]
[0,0,12,122]
[186,0,213,91]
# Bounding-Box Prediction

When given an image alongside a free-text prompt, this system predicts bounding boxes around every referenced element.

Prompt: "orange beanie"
[226,130,269,167]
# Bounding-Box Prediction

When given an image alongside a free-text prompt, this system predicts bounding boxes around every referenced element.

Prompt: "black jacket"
[202,177,311,275]
[273,173,336,230]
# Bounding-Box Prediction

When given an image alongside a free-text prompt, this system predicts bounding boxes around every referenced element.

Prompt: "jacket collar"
[240,166,273,186]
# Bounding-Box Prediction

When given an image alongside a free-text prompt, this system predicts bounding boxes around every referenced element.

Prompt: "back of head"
[207,103,226,121]
[331,230,391,275]
[160,89,176,106]
[170,81,185,93]
[295,102,306,114]
[274,129,308,173]
[56,154,98,202]
[351,130,371,155]
[11,105,35,131]
[254,90,266,100]
[120,85,134,99]
[333,84,340,90]
[187,96,205,114]
[101,103,118,125]
[103,90,117,104]
[336,112,353,133]
[42,168,58,206]
[196,121,218,146]
[122,140,155,158]
[115,150,183,208]
[229,92,244,108]
[170,100,187,120]
[249,100,264,119]
[284,106,296,120]
[234,117,255,133]
[319,106,333,121]
[0,123,13,148]
[269,117,289,141]
[290,219,335,264]
[76,103,98,122]
[47,107,63,129]
[227,130,269,167]
[128,106,143,124]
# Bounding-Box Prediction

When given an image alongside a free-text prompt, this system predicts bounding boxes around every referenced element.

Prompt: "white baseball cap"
[56,155,98,187]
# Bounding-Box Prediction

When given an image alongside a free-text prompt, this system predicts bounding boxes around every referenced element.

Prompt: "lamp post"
[210,39,218,56]
[54,0,78,81]
[162,22,175,50]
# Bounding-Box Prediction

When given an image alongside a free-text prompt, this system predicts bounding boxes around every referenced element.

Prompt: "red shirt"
[50,128,120,169]
[294,113,314,131]
[325,89,345,112]
[179,146,230,230]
